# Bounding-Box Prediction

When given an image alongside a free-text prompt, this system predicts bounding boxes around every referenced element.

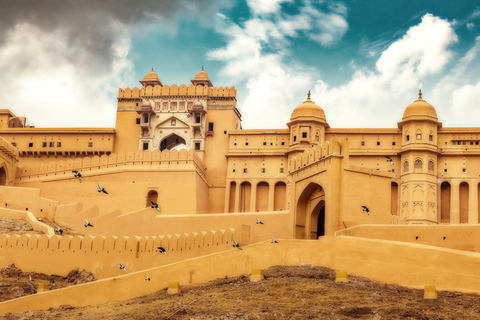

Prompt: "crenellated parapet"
[118,85,236,99]
[15,148,206,181]
[288,139,349,173]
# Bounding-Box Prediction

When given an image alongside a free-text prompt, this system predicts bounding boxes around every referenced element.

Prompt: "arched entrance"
[295,182,326,239]
[0,167,6,186]
[146,190,158,207]
[160,134,186,151]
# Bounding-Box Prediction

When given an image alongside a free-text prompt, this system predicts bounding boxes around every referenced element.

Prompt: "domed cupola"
[402,89,438,122]
[191,67,213,87]
[290,91,327,123]
[140,69,162,87]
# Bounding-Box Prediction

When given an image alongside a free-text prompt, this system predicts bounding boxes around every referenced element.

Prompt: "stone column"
[224,181,231,213]
[450,180,460,224]
[268,181,275,211]
[234,181,240,213]
[250,181,257,213]
[468,180,479,224]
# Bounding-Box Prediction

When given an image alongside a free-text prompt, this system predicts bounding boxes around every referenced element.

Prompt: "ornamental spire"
[418,88,422,100]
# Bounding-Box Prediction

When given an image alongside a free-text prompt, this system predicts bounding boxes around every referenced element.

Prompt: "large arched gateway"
[295,182,326,239]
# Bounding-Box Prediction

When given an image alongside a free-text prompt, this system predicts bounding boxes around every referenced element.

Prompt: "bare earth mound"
[2,265,480,319]
[0,217,40,235]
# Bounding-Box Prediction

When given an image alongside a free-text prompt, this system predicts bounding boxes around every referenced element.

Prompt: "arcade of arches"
[438,181,480,224]
[227,180,286,213]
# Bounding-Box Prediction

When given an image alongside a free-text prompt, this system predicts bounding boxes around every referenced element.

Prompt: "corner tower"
[398,90,441,224]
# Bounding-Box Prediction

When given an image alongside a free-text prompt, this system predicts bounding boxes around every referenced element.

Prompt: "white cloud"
[313,14,458,128]
[451,82,480,121]
[467,22,475,30]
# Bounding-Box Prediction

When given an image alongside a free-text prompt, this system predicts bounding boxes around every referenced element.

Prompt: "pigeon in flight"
[150,201,161,212]
[55,226,63,235]
[84,218,93,227]
[157,246,167,255]
[256,217,263,225]
[145,275,151,281]
[385,156,394,166]
[72,171,82,182]
[119,262,127,272]
[97,183,108,194]
[233,237,242,250]
[361,206,370,215]
[271,236,278,243]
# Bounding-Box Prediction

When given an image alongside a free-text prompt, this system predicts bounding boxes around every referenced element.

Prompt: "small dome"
[290,91,326,122]
[402,90,438,121]
[195,70,210,81]
[143,70,160,81]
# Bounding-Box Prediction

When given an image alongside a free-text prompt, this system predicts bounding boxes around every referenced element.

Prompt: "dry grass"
[2,265,480,319]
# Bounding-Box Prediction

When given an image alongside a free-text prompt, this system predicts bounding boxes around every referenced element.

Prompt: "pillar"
[234,181,240,213]
[450,180,460,224]
[250,182,257,212]
[268,181,275,211]
[224,181,231,213]
[468,180,479,224]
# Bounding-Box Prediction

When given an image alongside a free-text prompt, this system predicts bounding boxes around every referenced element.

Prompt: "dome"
[143,70,160,81]
[191,67,213,87]
[290,91,326,122]
[402,90,438,121]
[195,70,209,81]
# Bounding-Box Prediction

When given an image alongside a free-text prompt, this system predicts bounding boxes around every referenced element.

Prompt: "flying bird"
[256,217,263,225]
[119,262,127,272]
[271,236,278,243]
[150,201,161,212]
[233,237,242,250]
[97,183,108,194]
[55,226,63,235]
[385,156,394,166]
[72,171,82,182]
[157,246,167,255]
[361,206,370,215]
[84,218,93,228]
[145,275,151,281]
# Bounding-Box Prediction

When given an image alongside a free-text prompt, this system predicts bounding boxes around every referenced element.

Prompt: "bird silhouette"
[150,201,161,212]
[233,237,242,250]
[55,226,63,235]
[271,236,278,243]
[97,183,108,194]
[385,156,394,166]
[157,246,167,255]
[72,171,82,182]
[119,262,127,272]
[256,217,264,225]
[145,275,151,281]
[84,218,93,227]
[361,206,370,215]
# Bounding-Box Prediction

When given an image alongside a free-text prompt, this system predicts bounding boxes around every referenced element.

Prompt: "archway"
[160,134,186,151]
[440,181,451,223]
[240,182,251,212]
[146,190,158,208]
[0,167,6,186]
[295,182,325,239]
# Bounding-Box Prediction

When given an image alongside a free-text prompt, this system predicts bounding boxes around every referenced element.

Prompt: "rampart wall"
[118,85,236,98]
[0,228,238,279]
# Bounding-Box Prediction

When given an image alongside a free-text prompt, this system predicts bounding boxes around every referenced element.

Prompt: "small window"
[293,136,297,142]
[302,132,307,138]
[144,116,148,123]
[315,135,319,142]
[224,131,227,134]
[208,122,214,131]
[404,161,409,173]
[416,134,421,140]
[234,143,237,146]
[428,161,434,171]
[414,159,422,169]
[453,141,457,145]
[28,143,33,148]
[463,141,467,145]
[392,142,396,146]
[136,118,141,124]
[245,142,249,146]
[42,142,47,148]
[57,142,61,147]
[49,142,54,147]
[406,135,410,141]
[444,169,447,172]
[11,142,16,147]
[445,142,447,145]
[195,143,201,151]
[195,115,201,123]
[243,168,247,173]
[280,168,284,173]
[281,142,285,146]
[143,142,149,150]
[361,141,365,146]
[376,141,380,146]
[470,141,474,145]
[261,168,265,173]
[391,169,395,172]
[233,169,236,173]
[463,168,466,172]
[429,135,433,142]
[476,141,479,145]
[88,142,93,147]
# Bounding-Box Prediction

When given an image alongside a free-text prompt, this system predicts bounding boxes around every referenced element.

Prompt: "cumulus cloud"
[208,0,348,128]
[0,0,217,127]
[313,14,458,128]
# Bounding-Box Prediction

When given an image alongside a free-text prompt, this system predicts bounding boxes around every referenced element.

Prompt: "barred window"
[404,161,409,173]
[414,159,422,169]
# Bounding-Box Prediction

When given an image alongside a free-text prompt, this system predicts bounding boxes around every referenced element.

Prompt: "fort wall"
[118,85,236,99]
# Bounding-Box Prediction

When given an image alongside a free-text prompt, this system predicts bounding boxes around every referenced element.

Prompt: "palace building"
[0,69,479,238]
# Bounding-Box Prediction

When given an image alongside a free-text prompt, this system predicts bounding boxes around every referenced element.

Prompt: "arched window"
[414,159,422,169]
[146,190,158,208]
[428,160,434,171]
[404,161,409,173]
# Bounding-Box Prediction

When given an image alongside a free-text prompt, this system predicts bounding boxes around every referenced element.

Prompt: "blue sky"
[2,0,480,129]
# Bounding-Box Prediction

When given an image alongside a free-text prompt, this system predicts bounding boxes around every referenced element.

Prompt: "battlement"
[15,148,206,181]
[118,85,236,99]
[289,139,349,172]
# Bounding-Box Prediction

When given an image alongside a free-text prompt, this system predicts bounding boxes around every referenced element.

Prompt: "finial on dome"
[151,68,154,71]
[307,90,311,99]
[418,88,422,100]
[202,65,204,71]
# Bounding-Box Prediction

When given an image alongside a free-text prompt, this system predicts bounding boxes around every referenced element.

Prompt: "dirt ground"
[2,264,480,319]
[0,217,41,235]
[0,264,94,303]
